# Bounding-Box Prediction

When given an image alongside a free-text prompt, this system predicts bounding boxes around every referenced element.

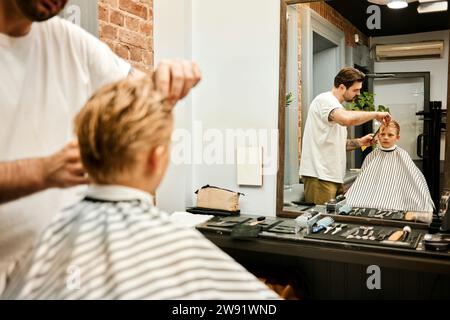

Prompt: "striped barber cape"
[345,146,434,212]
[2,185,278,300]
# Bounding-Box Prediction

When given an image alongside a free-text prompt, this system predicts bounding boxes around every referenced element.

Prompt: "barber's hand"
[153,59,201,105]
[41,141,89,188]
[374,112,391,125]
[358,133,378,147]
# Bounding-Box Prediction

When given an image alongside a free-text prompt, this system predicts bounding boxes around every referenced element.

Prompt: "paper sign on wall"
[236,146,263,186]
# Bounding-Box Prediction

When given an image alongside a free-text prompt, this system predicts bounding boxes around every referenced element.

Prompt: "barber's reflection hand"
[358,134,378,147]
[374,112,391,125]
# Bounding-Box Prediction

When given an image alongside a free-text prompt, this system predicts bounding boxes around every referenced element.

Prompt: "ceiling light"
[387,0,409,9]
[418,1,448,13]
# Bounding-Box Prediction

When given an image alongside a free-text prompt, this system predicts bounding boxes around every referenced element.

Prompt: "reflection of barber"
[299,67,390,205]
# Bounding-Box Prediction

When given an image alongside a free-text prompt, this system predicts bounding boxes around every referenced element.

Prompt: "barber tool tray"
[325,205,432,227]
[199,215,280,232]
[265,219,298,234]
[304,221,422,249]
[186,207,239,216]
[334,206,405,220]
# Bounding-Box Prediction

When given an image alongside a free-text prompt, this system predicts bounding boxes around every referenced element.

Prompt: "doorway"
[300,7,345,119]
[313,31,339,98]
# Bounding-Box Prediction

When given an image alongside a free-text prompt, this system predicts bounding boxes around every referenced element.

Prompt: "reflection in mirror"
[279,0,449,217]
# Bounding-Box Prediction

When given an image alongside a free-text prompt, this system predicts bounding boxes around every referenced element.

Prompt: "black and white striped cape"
[2,185,278,300]
[345,146,434,212]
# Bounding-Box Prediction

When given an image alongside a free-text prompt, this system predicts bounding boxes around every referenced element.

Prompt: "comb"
[372,125,381,140]
[312,217,334,233]
[361,126,382,152]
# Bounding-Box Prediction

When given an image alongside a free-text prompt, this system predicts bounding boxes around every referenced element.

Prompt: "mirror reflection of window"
[373,77,425,167]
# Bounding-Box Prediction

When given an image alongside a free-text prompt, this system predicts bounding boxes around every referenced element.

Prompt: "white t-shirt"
[0,17,130,289]
[299,91,347,184]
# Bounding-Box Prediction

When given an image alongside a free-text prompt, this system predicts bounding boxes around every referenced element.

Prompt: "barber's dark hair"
[334,67,365,89]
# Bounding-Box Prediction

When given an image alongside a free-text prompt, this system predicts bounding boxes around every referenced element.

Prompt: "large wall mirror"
[277,0,450,218]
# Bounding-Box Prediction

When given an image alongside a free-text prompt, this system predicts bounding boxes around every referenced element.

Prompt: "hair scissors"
[371,126,381,141]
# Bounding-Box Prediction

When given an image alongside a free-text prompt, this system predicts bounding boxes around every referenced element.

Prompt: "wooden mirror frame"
[276,0,450,218]
[445,17,450,191]
[276,0,325,218]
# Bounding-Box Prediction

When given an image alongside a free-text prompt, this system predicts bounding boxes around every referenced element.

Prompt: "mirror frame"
[276,0,450,218]
[276,0,325,218]
[445,17,450,191]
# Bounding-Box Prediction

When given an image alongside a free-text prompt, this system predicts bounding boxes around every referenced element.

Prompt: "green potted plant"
[285,92,293,108]
[345,91,390,113]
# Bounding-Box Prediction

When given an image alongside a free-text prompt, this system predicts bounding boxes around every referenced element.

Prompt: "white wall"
[191,0,280,216]
[154,0,280,216]
[153,0,194,213]
[373,30,449,160]
[313,47,337,97]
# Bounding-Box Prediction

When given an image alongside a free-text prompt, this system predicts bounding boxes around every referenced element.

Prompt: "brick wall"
[309,2,369,47]
[296,2,369,161]
[98,0,153,73]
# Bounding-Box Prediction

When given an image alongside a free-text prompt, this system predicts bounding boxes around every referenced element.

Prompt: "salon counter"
[285,170,360,208]
[196,214,450,299]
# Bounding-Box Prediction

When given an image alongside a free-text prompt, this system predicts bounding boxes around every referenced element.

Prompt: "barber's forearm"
[346,139,361,151]
[0,158,46,204]
[349,111,377,126]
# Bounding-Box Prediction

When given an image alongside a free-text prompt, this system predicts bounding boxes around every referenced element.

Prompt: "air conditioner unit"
[375,40,444,61]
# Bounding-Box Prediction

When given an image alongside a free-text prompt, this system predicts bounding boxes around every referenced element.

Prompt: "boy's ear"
[147,145,167,174]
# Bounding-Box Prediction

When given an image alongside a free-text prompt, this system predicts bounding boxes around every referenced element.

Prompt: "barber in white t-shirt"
[0,0,201,292]
[299,67,390,205]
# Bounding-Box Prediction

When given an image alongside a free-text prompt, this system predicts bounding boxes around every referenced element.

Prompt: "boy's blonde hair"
[75,76,173,183]
[381,119,400,135]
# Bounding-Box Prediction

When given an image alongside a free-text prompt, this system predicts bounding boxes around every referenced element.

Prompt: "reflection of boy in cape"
[346,120,434,212]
